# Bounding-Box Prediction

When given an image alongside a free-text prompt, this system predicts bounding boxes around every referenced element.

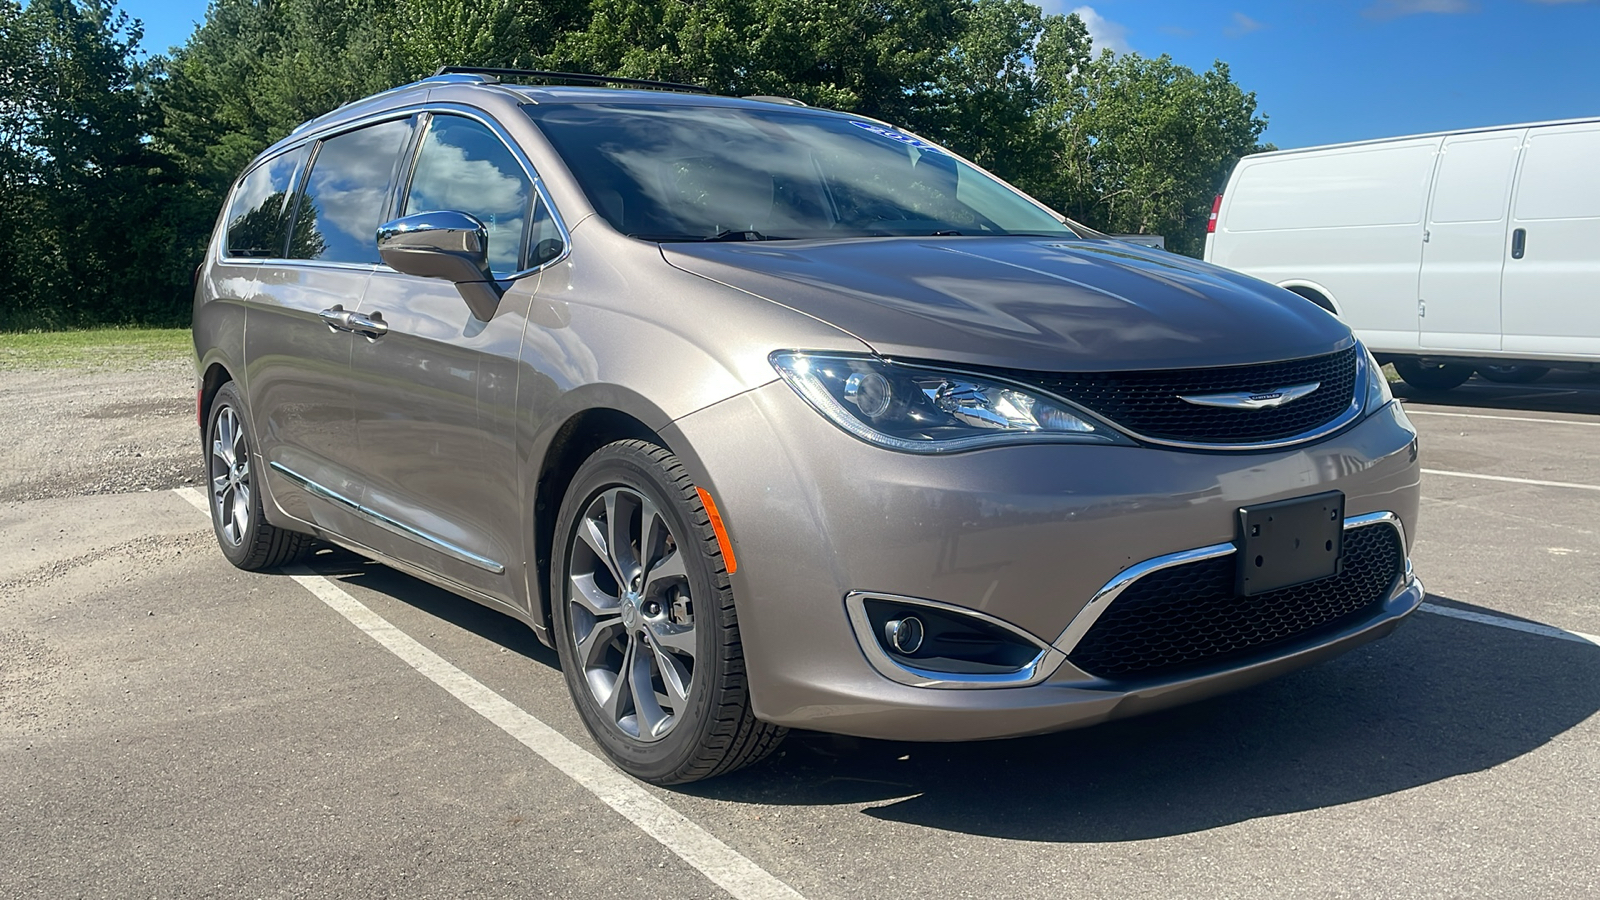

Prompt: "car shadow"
[1396,370,1600,415]
[681,593,1600,841]
[298,545,561,669]
[284,551,1600,843]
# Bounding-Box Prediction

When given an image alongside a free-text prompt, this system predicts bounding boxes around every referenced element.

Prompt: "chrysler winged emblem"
[1178,382,1320,410]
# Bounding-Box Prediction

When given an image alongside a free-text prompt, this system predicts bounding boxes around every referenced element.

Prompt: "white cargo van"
[1205,118,1600,390]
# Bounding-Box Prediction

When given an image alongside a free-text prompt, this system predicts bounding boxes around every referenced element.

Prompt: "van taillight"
[1207,194,1223,234]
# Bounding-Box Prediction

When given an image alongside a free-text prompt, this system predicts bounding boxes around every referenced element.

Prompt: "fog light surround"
[845,592,1067,689]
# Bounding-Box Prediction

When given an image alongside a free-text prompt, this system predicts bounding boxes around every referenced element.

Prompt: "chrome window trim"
[220,101,572,278]
[1051,510,1412,655]
[270,462,505,575]
[844,591,1067,689]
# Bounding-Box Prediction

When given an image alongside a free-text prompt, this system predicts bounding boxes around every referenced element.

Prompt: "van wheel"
[1393,359,1474,392]
[1476,364,1549,384]
[551,439,786,784]
[205,383,312,570]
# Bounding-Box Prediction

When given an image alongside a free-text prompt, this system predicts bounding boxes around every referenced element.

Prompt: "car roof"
[251,73,847,170]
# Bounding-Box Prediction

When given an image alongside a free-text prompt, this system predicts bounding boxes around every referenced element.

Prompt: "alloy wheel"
[565,486,697,742]
[209,406,251,547]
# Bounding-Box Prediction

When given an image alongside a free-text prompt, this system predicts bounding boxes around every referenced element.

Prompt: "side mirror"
[377,211,503,321]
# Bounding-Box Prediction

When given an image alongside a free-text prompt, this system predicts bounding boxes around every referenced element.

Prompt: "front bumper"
[664,381,1422,741]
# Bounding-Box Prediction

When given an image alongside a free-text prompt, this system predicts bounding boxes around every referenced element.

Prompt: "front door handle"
[345,310,388,339]
[319,305,355,332]
[1511,228,1527,259]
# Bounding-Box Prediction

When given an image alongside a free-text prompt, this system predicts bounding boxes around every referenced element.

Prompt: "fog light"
[884,616,925,654]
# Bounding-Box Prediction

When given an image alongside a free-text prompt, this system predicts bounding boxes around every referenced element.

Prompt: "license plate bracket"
[1237,491,1345,596]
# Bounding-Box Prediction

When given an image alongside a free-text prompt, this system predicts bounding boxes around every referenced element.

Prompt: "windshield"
[524,103,1076,242]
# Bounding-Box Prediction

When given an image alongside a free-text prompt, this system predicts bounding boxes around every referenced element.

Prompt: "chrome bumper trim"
[844,592,1066,690]
[1052,510,1411,655]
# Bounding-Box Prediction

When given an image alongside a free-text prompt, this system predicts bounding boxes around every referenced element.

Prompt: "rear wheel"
[551,439,785,784]
[1476,364,1550,384]
[1393,359,1474,392]
[205,383,312,570]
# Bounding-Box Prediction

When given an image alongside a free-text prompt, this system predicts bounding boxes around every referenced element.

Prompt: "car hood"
[662,237,1352,371]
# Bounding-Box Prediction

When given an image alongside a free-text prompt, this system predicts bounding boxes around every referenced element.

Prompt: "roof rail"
[742,95,808,107]
[432,67,712,95]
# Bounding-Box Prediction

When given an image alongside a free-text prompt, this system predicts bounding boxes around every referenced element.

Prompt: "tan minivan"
[195,68,1424,783]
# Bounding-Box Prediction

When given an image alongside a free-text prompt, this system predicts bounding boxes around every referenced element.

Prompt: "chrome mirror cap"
[376,211,502,320]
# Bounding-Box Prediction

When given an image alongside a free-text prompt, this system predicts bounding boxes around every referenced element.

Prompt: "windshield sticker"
[850,121,945,153]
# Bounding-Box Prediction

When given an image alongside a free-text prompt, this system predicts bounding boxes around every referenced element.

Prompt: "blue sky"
[115,0,1600,149]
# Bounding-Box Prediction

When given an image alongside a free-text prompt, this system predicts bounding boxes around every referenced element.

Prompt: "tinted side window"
[403,115,534,274]
[224,146,308,258]
[291,118,413,264]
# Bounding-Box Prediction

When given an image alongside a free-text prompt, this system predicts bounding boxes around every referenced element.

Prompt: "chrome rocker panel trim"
[270,461,506,574]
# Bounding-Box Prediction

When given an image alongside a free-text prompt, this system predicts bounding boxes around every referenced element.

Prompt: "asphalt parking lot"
[2,370,1597,899]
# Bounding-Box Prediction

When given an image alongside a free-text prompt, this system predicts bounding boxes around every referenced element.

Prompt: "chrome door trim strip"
[269,461,505,575]
[844,591,1067,689]
[1052,510,1412,655]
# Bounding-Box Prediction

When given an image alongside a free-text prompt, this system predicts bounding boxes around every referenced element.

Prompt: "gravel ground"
[0,360,201,502]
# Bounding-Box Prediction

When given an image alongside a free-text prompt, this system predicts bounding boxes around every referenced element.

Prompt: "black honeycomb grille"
[1005,346,1358,445]
[1067,522,1404,681]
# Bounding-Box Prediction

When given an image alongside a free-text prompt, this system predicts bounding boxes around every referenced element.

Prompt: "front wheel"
[1393,359,1474,392]
[551,439,785,784]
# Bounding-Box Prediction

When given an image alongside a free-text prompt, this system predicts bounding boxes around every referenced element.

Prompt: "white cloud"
[1226,12,1266,36]
[1069,5,1132,54]
[1363,0,1475,20]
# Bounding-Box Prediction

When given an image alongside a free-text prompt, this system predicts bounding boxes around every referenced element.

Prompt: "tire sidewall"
[550,443,729,782]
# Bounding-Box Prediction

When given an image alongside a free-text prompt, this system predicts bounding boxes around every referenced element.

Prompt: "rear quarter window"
[224,146,309,258]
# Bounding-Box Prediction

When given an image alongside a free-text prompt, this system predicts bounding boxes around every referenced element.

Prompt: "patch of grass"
[0,327,192,371]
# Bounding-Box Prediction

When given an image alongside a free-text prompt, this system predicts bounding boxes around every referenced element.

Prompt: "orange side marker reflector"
[696,487,738,574]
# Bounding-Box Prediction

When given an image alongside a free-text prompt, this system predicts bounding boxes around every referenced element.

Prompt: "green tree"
[550,0,964,125]
[0,0,183,329]
[1038,51,1270,256]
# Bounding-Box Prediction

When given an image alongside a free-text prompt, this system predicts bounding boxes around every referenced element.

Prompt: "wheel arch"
[1277,281,1341,316]
[198,358,235,437]
[529,403,672,641]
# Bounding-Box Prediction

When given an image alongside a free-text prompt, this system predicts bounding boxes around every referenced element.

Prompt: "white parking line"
[1420,603,1600,647]
[171,487,806,900]
[1421,468,1600,493]
[1405,409,1600,428]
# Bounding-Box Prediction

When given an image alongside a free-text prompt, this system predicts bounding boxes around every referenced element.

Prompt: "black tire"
[205,383,312,570]
[1476,364,1550,384]
[1393,359,1474,392]
[551,439,785,784]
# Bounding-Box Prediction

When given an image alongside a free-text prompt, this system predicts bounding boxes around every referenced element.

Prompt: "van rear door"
[1418,130,1524,351]
[1502,123,1600,360]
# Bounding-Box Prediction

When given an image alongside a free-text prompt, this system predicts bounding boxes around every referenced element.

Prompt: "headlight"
[1361,343,1394,413]
[770,352,1132,453]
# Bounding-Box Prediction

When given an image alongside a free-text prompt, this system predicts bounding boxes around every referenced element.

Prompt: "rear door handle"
[345,310,388,339]
[1511,228,1527,259]
[319,305,355,332]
